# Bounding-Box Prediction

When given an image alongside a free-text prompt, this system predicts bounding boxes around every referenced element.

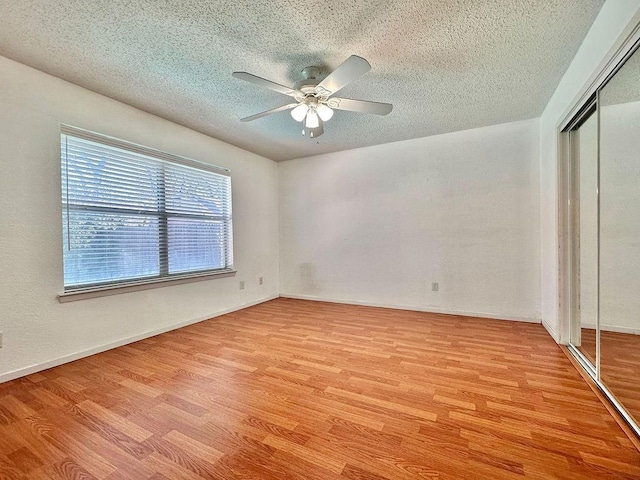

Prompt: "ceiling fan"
[232,55,393,138]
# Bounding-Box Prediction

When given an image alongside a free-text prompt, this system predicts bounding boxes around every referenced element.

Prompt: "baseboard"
[279,293,541,324]
[542,320,560,343]
[0,294,279,384]
[581,323,640,335]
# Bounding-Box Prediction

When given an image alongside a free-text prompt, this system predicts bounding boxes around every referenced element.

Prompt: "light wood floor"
[1,298,639,479]
[579,328,640,427]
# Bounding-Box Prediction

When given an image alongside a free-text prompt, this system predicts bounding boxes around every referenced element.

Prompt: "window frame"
[58,125,235,301]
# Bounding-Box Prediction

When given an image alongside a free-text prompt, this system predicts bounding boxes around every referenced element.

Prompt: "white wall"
[600,100,640,333]
[0,56,280,381]
[539,0,640,341]
[279,119,541,322]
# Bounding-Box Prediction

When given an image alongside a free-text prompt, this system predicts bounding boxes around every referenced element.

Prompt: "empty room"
[1,0,640,478]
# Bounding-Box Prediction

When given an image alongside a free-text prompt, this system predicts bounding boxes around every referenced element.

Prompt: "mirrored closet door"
[599,46,640,429]
[568,41,640,436]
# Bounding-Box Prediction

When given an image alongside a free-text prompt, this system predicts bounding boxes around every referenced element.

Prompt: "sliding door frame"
[564,106,598,377]
[557,21,640,439]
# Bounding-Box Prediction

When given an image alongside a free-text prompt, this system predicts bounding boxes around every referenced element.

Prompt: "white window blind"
[61,126,233,291]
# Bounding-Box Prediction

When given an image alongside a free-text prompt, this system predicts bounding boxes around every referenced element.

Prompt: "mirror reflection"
[570,112,598,365]
[599,45,640,426]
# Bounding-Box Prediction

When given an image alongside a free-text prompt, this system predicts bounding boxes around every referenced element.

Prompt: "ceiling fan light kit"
[232,55,393,139]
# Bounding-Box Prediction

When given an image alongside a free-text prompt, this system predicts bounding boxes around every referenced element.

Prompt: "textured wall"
[279,119,541,322]
[0,56,280,381]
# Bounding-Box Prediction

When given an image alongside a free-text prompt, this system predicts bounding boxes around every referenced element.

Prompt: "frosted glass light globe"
[291,104,309,122]
[316,104,334,121]
[305,110,320,128]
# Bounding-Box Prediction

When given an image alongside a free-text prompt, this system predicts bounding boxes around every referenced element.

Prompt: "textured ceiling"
[0,0,604,161]
[600,45,640,106]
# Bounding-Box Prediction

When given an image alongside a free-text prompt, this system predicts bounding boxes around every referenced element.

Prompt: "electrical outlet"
[239,281,245,290]
[432,282,439,292]
[259,277,264,285]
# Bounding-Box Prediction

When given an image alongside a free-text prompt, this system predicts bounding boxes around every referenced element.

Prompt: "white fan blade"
[304,118,324,138]
[315,55,371,96]
[241,103,298,122]
[232,72,296,96]
[327,97,393,115]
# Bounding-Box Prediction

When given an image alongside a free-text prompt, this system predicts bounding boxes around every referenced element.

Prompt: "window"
[61,126,233,292]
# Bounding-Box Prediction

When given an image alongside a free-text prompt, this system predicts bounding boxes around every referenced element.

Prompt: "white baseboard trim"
[581,323,640,335]
[542,320,560,343]
[0,294,279,384]
[279,293,541,324]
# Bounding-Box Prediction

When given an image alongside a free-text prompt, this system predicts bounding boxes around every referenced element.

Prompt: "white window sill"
[58,269,236,303]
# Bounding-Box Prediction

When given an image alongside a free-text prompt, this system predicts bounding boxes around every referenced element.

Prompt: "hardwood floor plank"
[163,430,224,463]
[77,400,154,443]
[263,434,347,474]
[325,387,438,422]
